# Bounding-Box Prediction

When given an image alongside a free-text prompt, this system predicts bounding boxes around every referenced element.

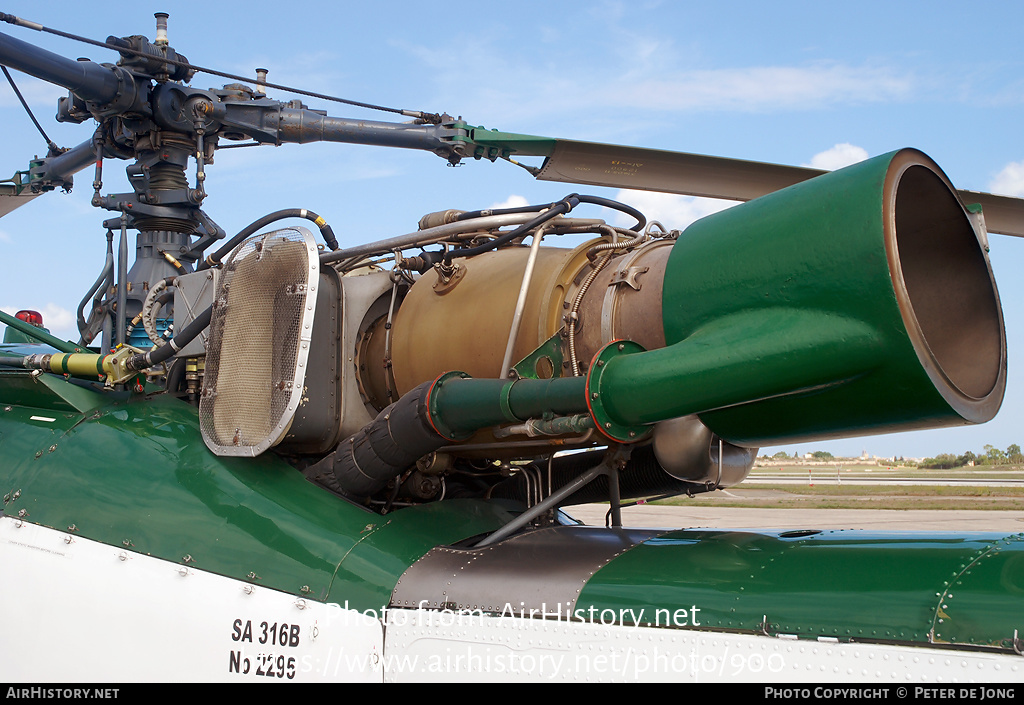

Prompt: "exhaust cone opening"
[651,148,1006,446]
[891,163,1003,401]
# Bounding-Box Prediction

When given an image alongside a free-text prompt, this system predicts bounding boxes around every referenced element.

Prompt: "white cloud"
[490,195,530,210]
[804,143,869,171]
[41,303,75,337]
[612,189,738,230]
[990,160,1024,197]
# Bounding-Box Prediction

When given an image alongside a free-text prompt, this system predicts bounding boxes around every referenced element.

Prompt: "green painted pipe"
[427,373,586,440]
[591,148,1005,446]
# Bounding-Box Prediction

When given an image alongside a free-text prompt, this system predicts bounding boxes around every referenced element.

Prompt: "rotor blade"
[530,139,1024,237]
[536,138,825,201]
[956,191,1024,239]
[0,185,38,216]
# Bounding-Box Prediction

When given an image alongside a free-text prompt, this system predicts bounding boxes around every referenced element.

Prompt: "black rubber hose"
[76,231,115,339]
[454,202,550,221]
[457,195,645,231]
[305,381,447,498]
[198,208,338,270]
[76,256,113,340]
[164,356,185,393]
[443,195,579,263]
[441,193,645,263]
[575,194,646,232]
[127,305,212,370]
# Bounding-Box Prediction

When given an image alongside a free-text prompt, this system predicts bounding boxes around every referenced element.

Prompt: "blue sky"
[1,1,1022,459]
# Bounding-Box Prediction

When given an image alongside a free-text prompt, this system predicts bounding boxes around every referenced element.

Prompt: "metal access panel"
[276,266,342,455]
[173,268,220,357]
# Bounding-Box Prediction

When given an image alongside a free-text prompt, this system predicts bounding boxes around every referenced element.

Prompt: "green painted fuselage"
[1,360,1021,654]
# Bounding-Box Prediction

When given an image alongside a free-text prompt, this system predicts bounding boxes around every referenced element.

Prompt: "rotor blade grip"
[31,140,96,182]
[0,140,94,218]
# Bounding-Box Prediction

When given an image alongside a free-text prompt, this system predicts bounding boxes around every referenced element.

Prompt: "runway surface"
[564,503,1024,532]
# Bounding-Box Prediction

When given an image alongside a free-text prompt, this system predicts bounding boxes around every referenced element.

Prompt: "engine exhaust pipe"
[587,148,1005,446]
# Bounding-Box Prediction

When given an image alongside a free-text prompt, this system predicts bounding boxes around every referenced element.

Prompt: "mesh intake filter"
[200,227,320,456]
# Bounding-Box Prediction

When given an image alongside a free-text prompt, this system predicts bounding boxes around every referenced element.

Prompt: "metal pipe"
[435,428,595,454]
[492,414,594,438]
[477,463,609,547]
[116,215,128,348]
[608,463,622,527]
[499,226,546,378]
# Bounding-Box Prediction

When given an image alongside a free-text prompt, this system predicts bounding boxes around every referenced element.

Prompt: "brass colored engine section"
[571,240,672,362]
[380,238,672,400]
[389,246,572,395]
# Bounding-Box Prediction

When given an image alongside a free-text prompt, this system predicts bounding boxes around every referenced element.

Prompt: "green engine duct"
[590,148,1006,446]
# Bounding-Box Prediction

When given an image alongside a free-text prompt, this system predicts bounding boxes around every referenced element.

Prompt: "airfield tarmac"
[565,503,1024,532]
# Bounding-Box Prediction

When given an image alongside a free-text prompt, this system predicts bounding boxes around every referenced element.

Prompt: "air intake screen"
[200,227,320,456]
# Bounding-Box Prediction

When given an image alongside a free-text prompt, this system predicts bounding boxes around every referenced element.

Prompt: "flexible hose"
[443,195,579,263]
[305,380,445,498]
[441,194,645,263]
[140,277,176,345]
[127,305,212,370]
[76,230,114,344]
[576,195,645,232]
[198,208,338,269]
